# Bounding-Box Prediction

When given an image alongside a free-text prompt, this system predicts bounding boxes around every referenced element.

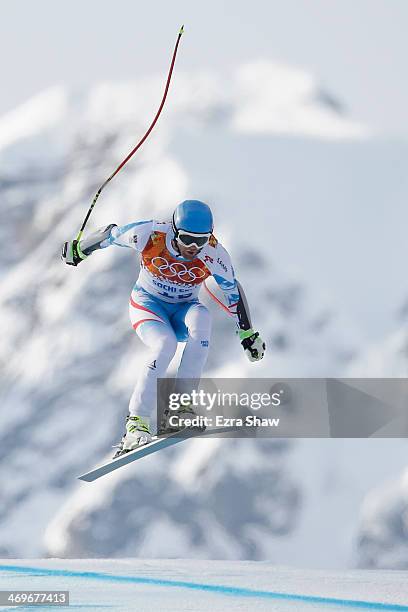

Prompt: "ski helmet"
[172,200,214,235]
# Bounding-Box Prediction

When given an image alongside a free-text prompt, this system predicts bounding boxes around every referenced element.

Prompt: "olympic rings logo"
[150,256,207,282]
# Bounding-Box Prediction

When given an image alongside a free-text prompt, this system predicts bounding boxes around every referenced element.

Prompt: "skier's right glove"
[239,329,266,362]
[61,223,118,266]
[61,240,87,266]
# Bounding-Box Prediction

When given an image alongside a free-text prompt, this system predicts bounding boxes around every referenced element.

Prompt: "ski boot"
[113,415,153,458]
[158,402,206,436]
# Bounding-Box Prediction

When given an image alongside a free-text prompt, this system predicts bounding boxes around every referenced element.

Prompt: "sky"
[1,0,408,137]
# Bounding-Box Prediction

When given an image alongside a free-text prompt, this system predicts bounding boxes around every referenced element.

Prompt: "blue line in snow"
[0,564,407,611]
[0,601,112,611]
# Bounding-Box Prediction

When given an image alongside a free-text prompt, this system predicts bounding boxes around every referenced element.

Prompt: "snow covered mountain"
[45,438,301,560]
[347,315,408,569]
[0,60,406,566]
[356,466,408,570]
[346,317,408,377]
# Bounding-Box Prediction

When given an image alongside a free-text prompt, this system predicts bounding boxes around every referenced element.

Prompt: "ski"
[78,426,237,482]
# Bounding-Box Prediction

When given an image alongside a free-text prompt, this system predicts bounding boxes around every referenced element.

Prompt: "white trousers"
[128,301,212,432]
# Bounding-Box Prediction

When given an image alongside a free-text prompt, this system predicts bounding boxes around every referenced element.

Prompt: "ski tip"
[179,24,185,36]
[77,474,95,482]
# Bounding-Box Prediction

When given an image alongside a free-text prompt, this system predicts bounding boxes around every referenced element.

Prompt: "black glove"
[61,240,87,266]
[239,329,266,362]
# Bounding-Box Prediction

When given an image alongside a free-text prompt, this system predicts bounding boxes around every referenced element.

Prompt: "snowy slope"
[0,559,407,612]
[0,61,404,568]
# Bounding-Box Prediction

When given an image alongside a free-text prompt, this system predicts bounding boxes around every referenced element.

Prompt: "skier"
[62,200,265,455]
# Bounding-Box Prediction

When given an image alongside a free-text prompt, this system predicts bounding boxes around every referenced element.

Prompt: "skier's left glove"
[61,240,87,266]
[239,329,266,362]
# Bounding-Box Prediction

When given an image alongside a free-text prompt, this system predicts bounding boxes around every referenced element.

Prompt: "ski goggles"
[176,231,211,248]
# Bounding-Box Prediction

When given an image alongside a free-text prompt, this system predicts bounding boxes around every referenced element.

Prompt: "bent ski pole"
[76,25,184,242]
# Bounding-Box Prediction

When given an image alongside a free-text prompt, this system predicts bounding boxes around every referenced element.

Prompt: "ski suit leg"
[173,303,212,380]
[128,295,178,431]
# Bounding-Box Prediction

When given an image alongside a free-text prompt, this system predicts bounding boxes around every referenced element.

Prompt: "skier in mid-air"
[62,200,265,456]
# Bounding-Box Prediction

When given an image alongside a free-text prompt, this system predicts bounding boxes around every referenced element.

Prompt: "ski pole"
[75,25,185,242]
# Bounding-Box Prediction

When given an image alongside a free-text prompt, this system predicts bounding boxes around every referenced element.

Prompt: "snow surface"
[0,559,407,612]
